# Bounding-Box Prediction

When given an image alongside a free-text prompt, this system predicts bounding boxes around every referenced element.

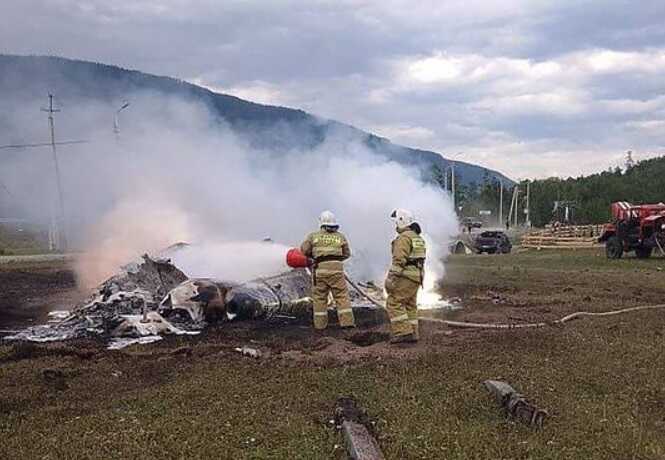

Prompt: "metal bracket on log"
[483,380,548,428]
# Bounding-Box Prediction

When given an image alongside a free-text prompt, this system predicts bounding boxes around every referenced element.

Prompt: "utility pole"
[41,94,67,252]
[625,150,635,170]
[525,180,531,227]
[513,186,520,227]
[449,152,463,214]
[451,161,456,212]
[498,180,503,227]
[508,186,515,228]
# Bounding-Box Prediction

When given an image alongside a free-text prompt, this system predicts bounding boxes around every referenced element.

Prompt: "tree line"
[433,155,665,227]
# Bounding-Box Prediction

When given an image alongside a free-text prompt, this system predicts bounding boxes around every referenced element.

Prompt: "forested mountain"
[0,54,511,187]
[5,55,658,229]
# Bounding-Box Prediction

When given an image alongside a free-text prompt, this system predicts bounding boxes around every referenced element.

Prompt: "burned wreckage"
[6,248,386,349]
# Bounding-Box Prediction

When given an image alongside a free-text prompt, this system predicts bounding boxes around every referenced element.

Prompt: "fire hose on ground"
[286,248,665,331]
[347,275,665,330]
[422,304,665,329]
[343,273,386,309]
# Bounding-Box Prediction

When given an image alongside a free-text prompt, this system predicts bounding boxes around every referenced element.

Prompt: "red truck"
[598,201,665,259]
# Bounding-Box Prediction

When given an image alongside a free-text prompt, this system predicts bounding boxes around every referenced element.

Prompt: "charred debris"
[5,248,387,349]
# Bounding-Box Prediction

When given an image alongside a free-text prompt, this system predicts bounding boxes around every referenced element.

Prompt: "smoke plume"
[0,90,459,292]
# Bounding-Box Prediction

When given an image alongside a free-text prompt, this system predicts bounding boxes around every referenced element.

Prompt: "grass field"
[0,224,50,255]
[1,249,664,459]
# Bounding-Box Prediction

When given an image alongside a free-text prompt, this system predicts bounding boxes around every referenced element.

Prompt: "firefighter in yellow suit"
[300,211,356,330]
[385,208,426,344]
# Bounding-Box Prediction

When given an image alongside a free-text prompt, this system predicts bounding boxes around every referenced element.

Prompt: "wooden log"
[521,236,597,242]
[521,235,597,241]
[335,397,384,460]
[521,238,597,243]
[520,241,599,246]
[483,380,547,428]
[520,244,599,249]
[342,421,385,460]
[520,244,598,247]
[525,224,603,238]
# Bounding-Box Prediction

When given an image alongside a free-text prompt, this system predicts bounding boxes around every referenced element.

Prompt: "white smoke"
[0,92,460,293]
[165,241,291,283]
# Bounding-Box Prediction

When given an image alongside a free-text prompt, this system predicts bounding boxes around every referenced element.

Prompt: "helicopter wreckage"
[5,250,388,349]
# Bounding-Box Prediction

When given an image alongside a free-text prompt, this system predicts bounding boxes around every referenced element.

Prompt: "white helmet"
[319,210,338,227]
[391,208,415,230]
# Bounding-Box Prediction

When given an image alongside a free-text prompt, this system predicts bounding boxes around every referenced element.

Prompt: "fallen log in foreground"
[335,397,384,460]
[342,422,385,460]
[483,380,547,428]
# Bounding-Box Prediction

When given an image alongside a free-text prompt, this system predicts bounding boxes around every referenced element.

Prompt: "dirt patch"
[0,264,82,329]
[1,341,100,363]
[346,330,390,347]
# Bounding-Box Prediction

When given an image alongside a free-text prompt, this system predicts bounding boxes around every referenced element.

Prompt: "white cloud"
[581,49,665,74]
[472,90,589,117]
[367,124,435,145]
[401,53,565,87]
[3,0,665,180]
[624,119,665,138]
[192,79,288,106]
[396,47,665,97]
[407,53,466,83]
[597,96,665,115]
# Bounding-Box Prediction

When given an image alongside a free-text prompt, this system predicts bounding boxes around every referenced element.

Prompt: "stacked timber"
[520,225,603,249]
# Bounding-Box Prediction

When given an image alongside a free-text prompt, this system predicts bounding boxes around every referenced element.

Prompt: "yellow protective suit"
[385,228,426,338]
[301,228,355,329]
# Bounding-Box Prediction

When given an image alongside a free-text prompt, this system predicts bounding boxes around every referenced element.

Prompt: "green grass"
[453,247,665,272]
[1,250,664,459]
[0,224,50,255]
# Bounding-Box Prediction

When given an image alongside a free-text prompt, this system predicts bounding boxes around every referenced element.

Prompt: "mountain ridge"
[0,54,512,187]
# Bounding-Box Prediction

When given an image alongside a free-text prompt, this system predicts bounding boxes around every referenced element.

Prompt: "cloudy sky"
[2,0,665,179]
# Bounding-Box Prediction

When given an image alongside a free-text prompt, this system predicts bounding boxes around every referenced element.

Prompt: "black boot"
[389,333,417,345]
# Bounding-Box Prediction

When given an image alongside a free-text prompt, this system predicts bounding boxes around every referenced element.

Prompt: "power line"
[0,180,13,198]
[0,140,89,150]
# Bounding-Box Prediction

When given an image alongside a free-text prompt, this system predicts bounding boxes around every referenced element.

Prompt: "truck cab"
[598,201,665,258]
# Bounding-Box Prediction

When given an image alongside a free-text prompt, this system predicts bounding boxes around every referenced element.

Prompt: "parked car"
[461,217,483,231]
[474,231,512,254]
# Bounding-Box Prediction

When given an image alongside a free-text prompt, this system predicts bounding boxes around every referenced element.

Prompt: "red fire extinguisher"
[286,248,311,268]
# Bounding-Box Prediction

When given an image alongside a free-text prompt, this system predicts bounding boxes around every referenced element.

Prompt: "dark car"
[474,231,512,254]
[461,217,483,229]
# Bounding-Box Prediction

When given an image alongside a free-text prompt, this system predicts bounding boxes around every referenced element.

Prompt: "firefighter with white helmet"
[385,208,426,344]
[300,211,355,330]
